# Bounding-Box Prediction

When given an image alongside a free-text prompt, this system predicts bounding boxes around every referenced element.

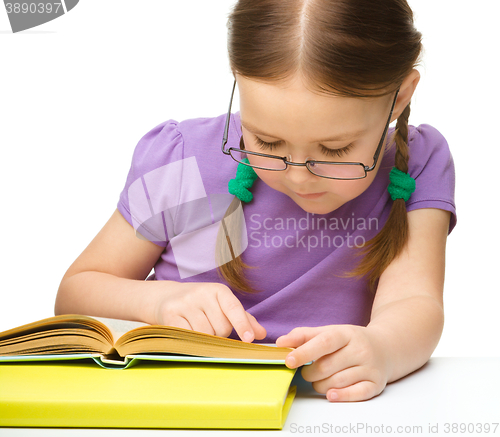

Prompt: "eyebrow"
[240,120,368,142]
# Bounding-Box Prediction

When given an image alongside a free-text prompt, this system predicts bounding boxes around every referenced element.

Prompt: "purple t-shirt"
[117,113,456,342]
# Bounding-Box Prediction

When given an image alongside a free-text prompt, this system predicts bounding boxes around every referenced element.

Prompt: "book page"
[92,317,148,344]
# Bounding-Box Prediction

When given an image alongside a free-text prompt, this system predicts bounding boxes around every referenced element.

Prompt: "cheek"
[332,177,373,198]
[253,168,282,187]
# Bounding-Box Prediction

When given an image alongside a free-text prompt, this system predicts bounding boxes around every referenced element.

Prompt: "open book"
[0,314,292,369]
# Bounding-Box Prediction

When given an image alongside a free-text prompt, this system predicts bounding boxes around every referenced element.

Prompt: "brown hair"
[218,0,422,291]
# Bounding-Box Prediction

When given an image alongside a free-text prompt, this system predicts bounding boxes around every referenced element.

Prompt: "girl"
[55,0,456,402]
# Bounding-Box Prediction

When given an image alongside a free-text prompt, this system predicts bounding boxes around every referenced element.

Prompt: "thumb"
[276,326,326,347]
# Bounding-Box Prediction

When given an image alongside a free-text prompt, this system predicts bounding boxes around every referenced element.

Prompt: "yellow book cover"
[0,360,297,429]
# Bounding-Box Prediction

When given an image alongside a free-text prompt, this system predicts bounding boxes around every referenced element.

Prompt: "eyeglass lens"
[230,149,286,170]
[308,161,366,179]
[230,149,366,179]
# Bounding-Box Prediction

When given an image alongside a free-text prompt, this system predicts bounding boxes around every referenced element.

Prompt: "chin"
[293,199,342,215]
[300,206,337,215]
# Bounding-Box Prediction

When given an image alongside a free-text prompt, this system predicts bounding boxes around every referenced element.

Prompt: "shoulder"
[126,119,183,180]
[117,113,240,236]
[176,113,230,146]
[408,124,454,180]
[126,113,238,175]
[406,124,456,232]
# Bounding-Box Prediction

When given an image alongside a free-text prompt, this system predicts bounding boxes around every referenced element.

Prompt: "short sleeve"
[406,124,457,233]
[117,120,184,247]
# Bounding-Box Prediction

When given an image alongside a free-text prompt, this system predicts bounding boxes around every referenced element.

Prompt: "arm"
[367,207,447,383]
[55,209,166,323]
[276,208,449,401]
[55,209,265,342]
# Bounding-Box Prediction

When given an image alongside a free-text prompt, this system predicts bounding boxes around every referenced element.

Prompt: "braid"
[350,103,412,290]
[394,104,411,173]
[216,160,258,294]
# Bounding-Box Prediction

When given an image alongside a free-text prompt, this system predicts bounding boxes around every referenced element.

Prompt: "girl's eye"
[254,136,282,151]
[254,135,353,158]
[320,143,354,158]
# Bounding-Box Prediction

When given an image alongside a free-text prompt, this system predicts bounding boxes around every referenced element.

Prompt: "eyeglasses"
[221,80,399,180]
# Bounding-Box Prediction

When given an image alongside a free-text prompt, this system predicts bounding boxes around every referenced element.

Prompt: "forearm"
[54,271,174,324]
[367,294,444,383]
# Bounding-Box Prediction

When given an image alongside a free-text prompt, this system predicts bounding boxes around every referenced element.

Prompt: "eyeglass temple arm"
[221,79,237,155]
[368,88,400,170]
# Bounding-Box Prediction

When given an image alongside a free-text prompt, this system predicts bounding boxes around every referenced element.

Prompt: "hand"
[153,281,266,343]
[276,325,390,402]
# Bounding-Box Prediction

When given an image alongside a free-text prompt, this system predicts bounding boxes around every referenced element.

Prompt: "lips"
[294,192,327,199]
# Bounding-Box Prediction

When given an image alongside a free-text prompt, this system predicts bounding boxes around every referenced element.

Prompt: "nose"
[284,156,316,185]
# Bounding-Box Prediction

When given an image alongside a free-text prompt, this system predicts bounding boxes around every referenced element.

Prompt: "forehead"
[236,75,388,140]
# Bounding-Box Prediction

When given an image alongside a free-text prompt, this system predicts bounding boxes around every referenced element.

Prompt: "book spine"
[0,398,284,429]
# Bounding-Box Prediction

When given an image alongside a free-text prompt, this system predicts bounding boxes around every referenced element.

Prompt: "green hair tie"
[228,158,258,203]
[387,167,416,202]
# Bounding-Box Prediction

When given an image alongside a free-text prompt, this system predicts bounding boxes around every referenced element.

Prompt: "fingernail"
[243,331,253,342]
[286,355,296,368]
[328,391,338,402]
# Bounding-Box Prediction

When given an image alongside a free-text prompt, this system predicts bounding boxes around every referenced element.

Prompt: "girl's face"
[237,74,395,215]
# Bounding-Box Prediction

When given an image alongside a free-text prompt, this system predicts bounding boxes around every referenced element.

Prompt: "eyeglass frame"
[221,79,400,180]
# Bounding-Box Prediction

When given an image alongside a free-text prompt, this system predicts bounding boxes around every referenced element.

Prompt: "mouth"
[294,192,327,200]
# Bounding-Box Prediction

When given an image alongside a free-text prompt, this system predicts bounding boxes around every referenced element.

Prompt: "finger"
[217,291,255,342]
[301,349,358,382]
[246,312,267,340]
[324,380,383,402]
[202,301,235,338]
[306,365,365,390]
[166,315,193,331]
[187,313,216,336]
[284,329,350,369]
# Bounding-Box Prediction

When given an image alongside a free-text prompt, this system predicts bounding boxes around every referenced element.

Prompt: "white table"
[1,357,499,436]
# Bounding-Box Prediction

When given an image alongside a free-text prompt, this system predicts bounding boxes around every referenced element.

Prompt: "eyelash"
[254,136,354,158]
[254,137,282,151]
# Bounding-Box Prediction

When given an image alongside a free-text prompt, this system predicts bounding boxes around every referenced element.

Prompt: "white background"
[0,0,498,357]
